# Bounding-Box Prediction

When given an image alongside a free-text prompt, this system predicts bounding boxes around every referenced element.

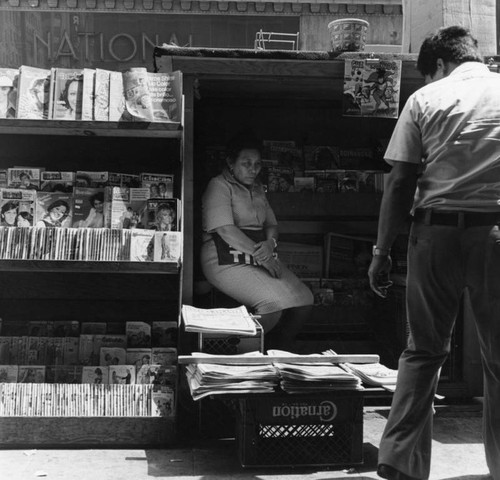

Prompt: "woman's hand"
[253,239,275,264]
[259,256,281,279]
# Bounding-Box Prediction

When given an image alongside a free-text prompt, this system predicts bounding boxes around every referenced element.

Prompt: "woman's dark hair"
[89,192,104,206]
[60,77,81,110]
[46,199,70,221]
[226,132,263,164]
[416,25,483,77]
[1,201,18,214]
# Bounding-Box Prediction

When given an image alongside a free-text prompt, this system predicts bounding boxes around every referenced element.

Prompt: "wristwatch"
[372,245,391,256]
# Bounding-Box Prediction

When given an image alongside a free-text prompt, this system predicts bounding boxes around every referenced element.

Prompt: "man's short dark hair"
[416,25,483,77]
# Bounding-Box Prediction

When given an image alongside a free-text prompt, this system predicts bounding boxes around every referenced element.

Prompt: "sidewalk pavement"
[0,402,491,480]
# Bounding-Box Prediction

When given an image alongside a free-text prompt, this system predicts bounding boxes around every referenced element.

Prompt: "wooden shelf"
[0,259,180,274]
[0,119,182,138]
[0,416,175,447]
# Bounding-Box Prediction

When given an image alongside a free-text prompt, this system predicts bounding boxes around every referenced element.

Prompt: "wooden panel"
[0,417,175,447]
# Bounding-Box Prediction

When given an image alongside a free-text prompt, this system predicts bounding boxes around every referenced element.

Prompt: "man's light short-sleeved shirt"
[385,62,500,212]
[202,169,277,238]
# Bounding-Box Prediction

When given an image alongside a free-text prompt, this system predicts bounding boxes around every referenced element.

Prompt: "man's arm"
[368,161,419,297]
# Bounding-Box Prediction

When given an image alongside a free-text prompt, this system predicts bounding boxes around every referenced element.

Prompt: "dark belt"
[412,209,500,228]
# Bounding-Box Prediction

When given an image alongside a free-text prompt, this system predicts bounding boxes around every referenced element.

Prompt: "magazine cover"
[109,364,136,384]
[152,321,178,347]
[130,229,155,262]
[18,365,46,383]
[153,231,182,263]
[7,167,41,190]
[146,70,182,123]
[109,186,150,229]
[40,171,75,193]
[262,140,303,174]
[0,365,18,383]
[94,68,112,121]
[146,198,180,231]
[16,65,52,120]
[107,172,140,188]
[92,334,127,365]
[293,177,315,192]
[75,171,109,188]
[81,365,109,384]
[0,188,36,227]
[51,68,84,120]
[148,364,177,388]
[126,321,152,348]
[72,187,105,228]
[34,192,73,228]
[343,58,402,118]
[151,388,175,417]
[54,365,82,383]
[151,347,177,366]
[303,145,340,170]
[100,346,126,366]
[264,166,295,192]
[140,173,174,199]
[122,67,154,122]
[0,68,18,119]
[108,70,126,121]
[81,68,95,121]
[126,348,152,370]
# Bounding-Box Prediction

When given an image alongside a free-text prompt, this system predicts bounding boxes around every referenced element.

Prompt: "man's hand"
[368,255,393,298]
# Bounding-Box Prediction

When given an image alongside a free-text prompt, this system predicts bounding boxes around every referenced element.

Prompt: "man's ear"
[436,58,445,73]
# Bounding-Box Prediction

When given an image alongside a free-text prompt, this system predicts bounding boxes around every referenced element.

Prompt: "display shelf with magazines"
[0,65,188,447]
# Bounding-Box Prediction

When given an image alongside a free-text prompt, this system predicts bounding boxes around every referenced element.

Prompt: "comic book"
[50,68,84,120]
[0,365,18,383]
[16,65,52,120]
[0,67,19,119]
[151,347,177,366]
[126,348,152,370]
[151,388,175,417]
[108,70,126,121]
[343,58,402,118]
[81,365,109,384]
[100,347,126,366]
[303,145,340,170]
[152,321,178,347]
[126,321,152,348]
[34,191,73,228]
[146,70,182,123]
[264,166,295,192]
[18,365,46,383]
[130,229,155,262]
[153,231,182,263]
[263,140,303,174]
[40,171,75,193]
[75,171,109,188]
[109,365,136,384]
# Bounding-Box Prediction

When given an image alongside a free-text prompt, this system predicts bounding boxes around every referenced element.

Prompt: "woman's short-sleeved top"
[202,169,278,236]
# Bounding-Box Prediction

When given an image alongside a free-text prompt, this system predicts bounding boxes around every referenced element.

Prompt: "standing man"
[368,26,500,480]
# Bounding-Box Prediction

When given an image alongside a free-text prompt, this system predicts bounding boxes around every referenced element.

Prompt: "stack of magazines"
[268,350,362,393]
[184,352,280,400]
[323,349,398,389]
[181,305,257,336]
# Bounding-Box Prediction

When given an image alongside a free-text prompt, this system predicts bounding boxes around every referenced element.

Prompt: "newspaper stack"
[268,350,362,393]
[184,352,279,400]
[181,305,257,336]
[323,349,398,388]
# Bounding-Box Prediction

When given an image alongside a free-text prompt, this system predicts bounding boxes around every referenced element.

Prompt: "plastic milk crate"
[236,391,364,467]
[198,316,264,439]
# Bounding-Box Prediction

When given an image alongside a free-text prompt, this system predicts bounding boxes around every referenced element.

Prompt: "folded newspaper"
[181,304,257,336]
[323,349,398,387]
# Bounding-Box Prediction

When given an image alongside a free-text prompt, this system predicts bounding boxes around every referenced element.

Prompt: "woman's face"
[17,215,30,227]
[67,80,81,112]
[158,208,175,224]
[2,207,17,225]
[49,204,67,222]
[230,148,262,186]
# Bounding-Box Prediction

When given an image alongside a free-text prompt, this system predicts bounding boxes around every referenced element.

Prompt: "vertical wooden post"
[402,0,497,55]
